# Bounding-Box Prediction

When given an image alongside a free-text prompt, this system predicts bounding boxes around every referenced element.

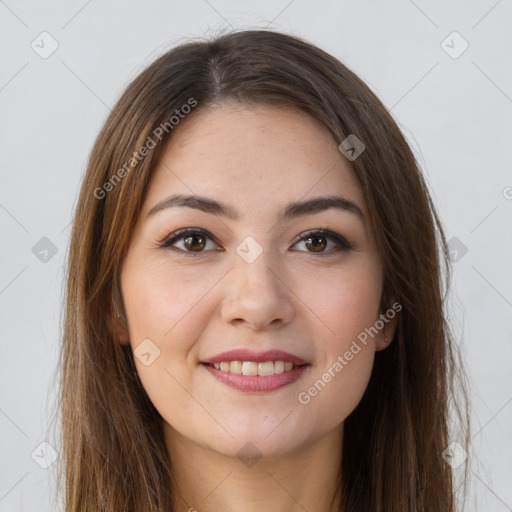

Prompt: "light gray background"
[1,1,511,511]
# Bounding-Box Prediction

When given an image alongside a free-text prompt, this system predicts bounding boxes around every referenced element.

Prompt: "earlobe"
[375,327,395,351]
[375,302,399,351]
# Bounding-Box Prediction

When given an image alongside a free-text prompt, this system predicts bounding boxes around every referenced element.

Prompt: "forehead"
[142,102,366,218]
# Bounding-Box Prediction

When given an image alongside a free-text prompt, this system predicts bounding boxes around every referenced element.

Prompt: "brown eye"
[304,235,327,252]
[159,228,220,255]
[183,234,206,252]
[293,229,353,255]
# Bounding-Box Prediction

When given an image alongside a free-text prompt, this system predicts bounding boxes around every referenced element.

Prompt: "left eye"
[292,230,352,254]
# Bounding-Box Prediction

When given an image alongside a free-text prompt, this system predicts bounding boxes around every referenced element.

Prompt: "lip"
[201,349,308,366]
[202,363,310,393]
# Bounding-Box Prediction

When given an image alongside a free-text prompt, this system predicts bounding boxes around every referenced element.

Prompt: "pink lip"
[202,363,310,393]
[201,349,308,366]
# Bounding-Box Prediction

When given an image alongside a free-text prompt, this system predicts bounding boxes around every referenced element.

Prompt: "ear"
[375,300,401,351]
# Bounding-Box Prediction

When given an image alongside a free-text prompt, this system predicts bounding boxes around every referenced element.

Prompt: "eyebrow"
[147,193,365,223]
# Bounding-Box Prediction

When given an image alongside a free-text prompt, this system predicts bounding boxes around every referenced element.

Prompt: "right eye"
[158,228,222,255]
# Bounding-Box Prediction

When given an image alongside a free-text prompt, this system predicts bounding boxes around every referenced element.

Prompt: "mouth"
[200,348,310,392]
[200,359,310,393]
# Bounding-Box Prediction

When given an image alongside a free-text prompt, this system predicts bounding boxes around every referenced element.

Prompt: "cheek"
[120,260,221,425]
[120,258,226,410]
[303,256,383,342]
[122,258,223,347]
[294,259,381,425]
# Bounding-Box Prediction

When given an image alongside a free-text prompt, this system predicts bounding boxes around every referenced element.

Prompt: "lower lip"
[201,363,310,392]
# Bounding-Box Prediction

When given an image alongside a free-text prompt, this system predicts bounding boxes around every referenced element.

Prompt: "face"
[119,102,395,460]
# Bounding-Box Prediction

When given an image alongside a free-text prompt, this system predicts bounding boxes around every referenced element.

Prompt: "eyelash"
[157,227,353,257]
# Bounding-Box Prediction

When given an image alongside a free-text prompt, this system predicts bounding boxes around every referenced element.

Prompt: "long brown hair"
[54,29,471,511]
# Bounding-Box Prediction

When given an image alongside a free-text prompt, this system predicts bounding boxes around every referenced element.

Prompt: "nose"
[220,248,295,331]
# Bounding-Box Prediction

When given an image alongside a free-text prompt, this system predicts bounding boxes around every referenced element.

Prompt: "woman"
[57,29,470,511]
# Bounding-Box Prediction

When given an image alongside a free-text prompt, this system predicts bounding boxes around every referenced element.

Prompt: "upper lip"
[201,349,308,366]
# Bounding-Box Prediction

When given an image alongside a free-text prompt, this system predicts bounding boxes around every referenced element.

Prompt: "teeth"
[258,361,274,376]
[209,360,299,376]
[242,361,258,376]
[274,361,284,374]
[229,361,242,374]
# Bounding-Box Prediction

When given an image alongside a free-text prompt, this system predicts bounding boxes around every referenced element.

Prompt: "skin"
[119,102,397,512]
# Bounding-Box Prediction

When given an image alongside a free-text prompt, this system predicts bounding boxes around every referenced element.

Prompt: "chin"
[203,423,312,462]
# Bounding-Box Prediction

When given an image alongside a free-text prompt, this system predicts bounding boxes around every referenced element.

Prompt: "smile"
[201,362,310,392]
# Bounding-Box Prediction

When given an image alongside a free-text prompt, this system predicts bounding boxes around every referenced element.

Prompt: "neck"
[164,424,343,512]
